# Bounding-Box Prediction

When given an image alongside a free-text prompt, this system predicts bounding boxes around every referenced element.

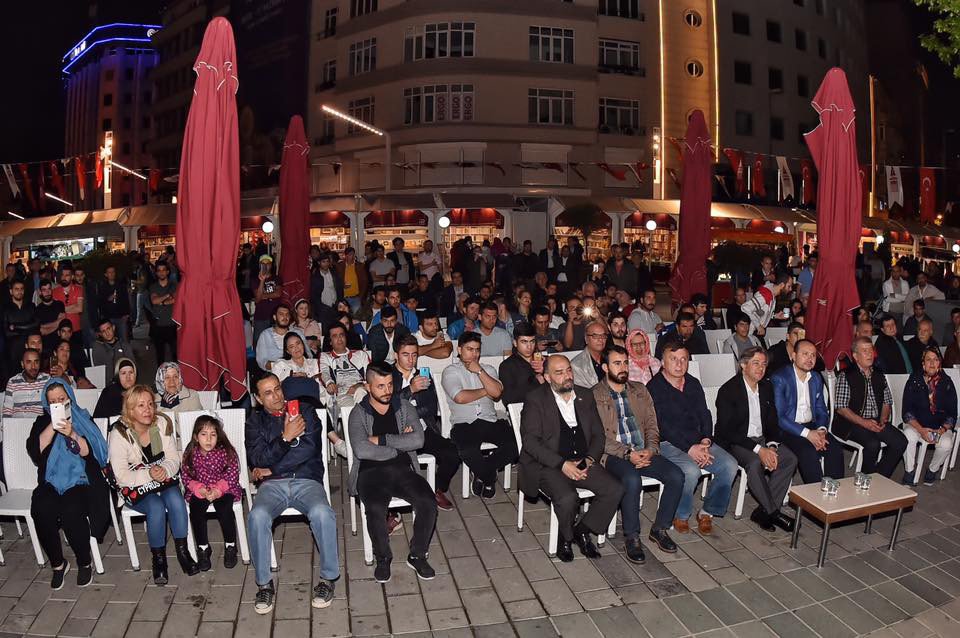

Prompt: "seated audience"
[875,314,912,374]
[414,311,452,360]
[944,322,960,368]
[608,312,628,348]
[93,358,137,419]
[441,332,519,498]
[653,312,708,359]
[765,322,824,376]
[902,299,931,337]
[725,287,748,328]
[905,318,938,371]
[477,302,513,356]
[55,319,90,372]
[499,322,546,405]
[272,332,320,383]
[371,287,419,333]
[627,289,663,333]
[518,354,623,562]
[593,346,680,561]
[91,318,133,378]
[155,362,203,412]
[715,348,797,533]
[941,307,960,346]
[319,323,370,455]
[646,342,738,535]
[833,337,908,478]
[334,309,366,350]
[901,347,957,485]
[625,329,660,384]
[723,315,764,361]
[348,363,437,583]
[571,320,609,388]
[49,340,94,389]
[255,304,305,371]
[293,299,323,354]
[366,306,410,364]
[446,297,481,340]
[4,348,50,418]
[532,306,563,353]
[691,293,717,330]
[559,295,589,350]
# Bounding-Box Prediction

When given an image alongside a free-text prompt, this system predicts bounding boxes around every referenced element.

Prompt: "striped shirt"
[3,372,51,420]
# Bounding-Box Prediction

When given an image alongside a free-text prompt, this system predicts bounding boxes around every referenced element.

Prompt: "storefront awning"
[0,215,61,238]
[125,198,276,227]
[438,193,516,209]
[310,195,368,213]
[368,194,437,211]
[13,221,124,249]
[555,196,631,212]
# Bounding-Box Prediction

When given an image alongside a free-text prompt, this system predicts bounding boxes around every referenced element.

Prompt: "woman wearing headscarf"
[626,329,661,384]
[27,379,110,589]
[155,362,203,413]
[93,358,138,419]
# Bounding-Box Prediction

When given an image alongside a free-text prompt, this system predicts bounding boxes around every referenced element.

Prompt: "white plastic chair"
[691,353,737,388]
[175,410,251,564]
[705,330,729,355]
[94,418,122,544]
[509,404,606,556]
[479,355,505,368]
[196,391,219,411]
[686,360,701,382]
[765,327,788,346]
[907,369,960,482]
[84,365,107,389]
[74,389,101,414]
[423,355,453,380]
[702,386,750,519]
[825,371,876,473]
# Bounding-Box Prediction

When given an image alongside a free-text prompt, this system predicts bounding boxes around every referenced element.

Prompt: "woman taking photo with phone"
[27,380,110,589]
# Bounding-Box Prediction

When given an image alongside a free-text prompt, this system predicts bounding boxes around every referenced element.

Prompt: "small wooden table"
[788,474,916,568]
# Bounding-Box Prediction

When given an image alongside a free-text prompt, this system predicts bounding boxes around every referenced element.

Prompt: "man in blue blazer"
[771,339,844,484]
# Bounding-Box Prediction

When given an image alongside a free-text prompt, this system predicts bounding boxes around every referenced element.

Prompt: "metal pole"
[817,522,830,568]
[869,75,876,216]
[790,503,802,549]
[888,508,904,551]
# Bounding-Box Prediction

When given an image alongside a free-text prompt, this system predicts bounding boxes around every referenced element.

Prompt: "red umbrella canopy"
[669,109,713,307]
[803,68,861,367]
[173,17,247,400]
[278,115,311,305]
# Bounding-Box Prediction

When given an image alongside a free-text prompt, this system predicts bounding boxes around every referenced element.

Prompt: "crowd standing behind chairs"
[4,236,960,622]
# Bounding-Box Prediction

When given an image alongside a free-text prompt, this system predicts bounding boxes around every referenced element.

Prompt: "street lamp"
[645,219,657,231]
[321,104,392,192]
[438,215,451,228]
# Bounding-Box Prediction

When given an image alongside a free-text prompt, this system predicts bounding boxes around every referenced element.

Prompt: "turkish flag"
[801,159,815,204]
[723,148,745,195]
[95,154,103,188]
[752,154,766,198]
[149,168,161,193]
[49,161,65,198]
[75,156,87,200]
[920,167,936,223]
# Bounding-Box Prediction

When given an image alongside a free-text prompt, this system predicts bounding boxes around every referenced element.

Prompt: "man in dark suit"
[771,339,844,483]
[439,271,466,322]
[715,347,797,533]
[765,321,824,377]
[366,306,411,364]
[518,354,623,562]
[538,237,560,282]
[875,313,911,374]
[387,237,417,290]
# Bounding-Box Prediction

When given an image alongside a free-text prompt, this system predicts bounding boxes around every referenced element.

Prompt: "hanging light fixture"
[262,220,274,233]
[438,215,451,228]
[645,219,657,231]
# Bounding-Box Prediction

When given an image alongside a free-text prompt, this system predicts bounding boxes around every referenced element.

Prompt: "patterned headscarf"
[626,329,661,384]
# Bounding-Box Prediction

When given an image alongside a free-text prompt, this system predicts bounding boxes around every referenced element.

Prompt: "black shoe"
[471,477,484,497]
[312,579,335,609]
[573,523,601,559]
[750,507,777,533]
[624,537,646,564]
[481,481,496,499]
[406,554,436,580]
[76,563,93,588]
[50,561,69,590]
[174,538,199,576]
[374,558,391,583]
[150,547,168,585]
[197,546,212,572]
[648,528,678,554]
[556,540,575,562]
[223,544,238,569]
[254,581,275,615]
[772,511,796,533]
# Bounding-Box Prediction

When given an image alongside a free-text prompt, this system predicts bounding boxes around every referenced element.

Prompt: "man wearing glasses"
[571,320,609,389]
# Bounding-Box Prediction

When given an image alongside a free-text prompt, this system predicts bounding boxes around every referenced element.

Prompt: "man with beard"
[367,306,410,364]
[51,263,84,335]
[3,279,38,368]
[91,318,133,377]
[372,287,419,333]
[35,280,66,355]
[608,312,628,348]
[149,262,179,364]
[627,289,664,334]
[72,264,96,347]
[255,304,305,371]
[413,312,452,360]
[593,346,681,562]
[3,348,50,418]
[518,354,623,562]
[348,362,437,584]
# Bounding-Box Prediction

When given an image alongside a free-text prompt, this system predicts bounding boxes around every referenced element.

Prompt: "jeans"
[659,441,738,520]
[247,478,339,586]
[357,463,437,560]
[605,454,684,537]
[31,483,92,567]
[129,487,190,548]
[188,495,237,546]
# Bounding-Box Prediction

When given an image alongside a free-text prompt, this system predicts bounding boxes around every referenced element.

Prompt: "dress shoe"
[750,507,776,533]
[573,523,601,558]
[624,536,646,564]
[697,513,713,535]
[772,511,796,533]
[648,528,678,553]
[435,490,454,511]
[556,540,575,562]
[672,518,690,534]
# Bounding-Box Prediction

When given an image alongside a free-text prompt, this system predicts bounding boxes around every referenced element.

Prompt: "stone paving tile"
[504,598,547,621]
[874,579,935,616]
[91,601,135,638]
[848,588,910,625]
[727,620,778,638]
[822,594,885,635]
[664,558,719,593]
[513,617,559,637]
[761,611,814,638]
[629,600,689,638]
[488,566,535,603]
[725,580,785,618]
[552,611,603,637]
[387,592,430,634]
[897,572,952,606]
[590,605,652,638]
[530,578,582,616]
[555,558,608,593]
[461,586,508,626]
[28,598,74,636]
[575,587,622,610]
[664,593,723,634]
[794,603,857,638]
[695,587,755,626]
[158,603,203,638]
[58,616,98,637]
[427,607,470,631]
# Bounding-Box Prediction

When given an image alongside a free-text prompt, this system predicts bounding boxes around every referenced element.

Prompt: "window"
[529,26,574,63]
[323,8,337,38]
[320,60,336,89]
[768,67,783,91]
[599,39,640,71]
[734,61,752,85]
[102,118,112,132]
[732,12,750,35]
[770,117,784,141]
[347,97,374,134]
[818,38,827,59]
[350,0,376,18]
[766,20,781,43]
[321,114,335,144]
[599,97,640,133]
[142,90,151,104]
[404,22,475,61]
[686,60,704,77]
[103,93,113,106]
[795,29,807,51]
[599,0,642,20]
[142,116,151,129]
[528,88,574,125]
[797,74,809,97]
[403,84,475,125]
[735,111,753,136]
[348,38,376,76]
[684,10,702,28]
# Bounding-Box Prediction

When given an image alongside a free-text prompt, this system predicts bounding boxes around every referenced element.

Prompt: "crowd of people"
[3,234,960,620]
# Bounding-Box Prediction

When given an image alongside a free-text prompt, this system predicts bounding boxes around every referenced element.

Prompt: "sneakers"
[374,558,391,584]
[312,579,335,608]
[923,468,939,486]
[406,555,436,580]
[333,439,348,458]
[387,512,404,535]
[50,561,70,590]
[435,490,454,511]
[254,581,275,615]
[471,477,484,498]
[901,472,917,486]
[76,563,93,588]
[481,482,496,499]
[224,544,238,569]
[197,546,212,572]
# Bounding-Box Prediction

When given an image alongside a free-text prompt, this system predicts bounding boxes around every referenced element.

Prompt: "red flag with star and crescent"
[919,167,936,223]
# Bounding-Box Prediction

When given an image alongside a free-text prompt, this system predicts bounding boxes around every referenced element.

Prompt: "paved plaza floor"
[1,456,960,637]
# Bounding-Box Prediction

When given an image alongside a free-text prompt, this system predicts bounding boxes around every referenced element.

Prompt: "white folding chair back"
[691,353,736,388]
[885,374,909,427]
[645,333,657,358]
[904,334,914,341]
[563,350,583,361]
[479,355,504,369]
[197,391,219,411]
[703,386,720,427]
[765,327,788,346]
[716,338,727,356]
[0,419,56,566]
[85,365,107,389]
[687,360,701,382]
[824,371,865,472]
[705,330,728,354]
[74,389,101,415]
[424,355,453,379]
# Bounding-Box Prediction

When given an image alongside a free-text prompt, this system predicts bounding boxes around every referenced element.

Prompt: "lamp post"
[321,104,391,192]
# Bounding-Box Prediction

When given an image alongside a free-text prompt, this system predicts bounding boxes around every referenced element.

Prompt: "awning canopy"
[125,198,275,227]
[555,195,631,212]
[368,194,437,211]
[13,221,124,249]
[310,195,367,213]
[439,193,516,209]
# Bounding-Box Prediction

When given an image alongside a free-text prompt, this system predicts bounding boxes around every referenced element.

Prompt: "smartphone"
[286,400,300,418]
[418,366,430,378]
[51,403,68,429]
[781,308,790,318]
[576,459,588,471]
[264,281,276,294]
[533,351,543,361]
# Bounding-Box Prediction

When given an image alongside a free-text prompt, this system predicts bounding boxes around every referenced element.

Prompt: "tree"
[914,0,960,78]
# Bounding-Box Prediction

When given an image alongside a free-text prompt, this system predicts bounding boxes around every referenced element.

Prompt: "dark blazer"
[498,354,542,407]
[391,367,441,435]
[715,374,781,452]
[538,247,560,279]
[366,323,411,363]
[309,267,344,309]
[770,365,829,437]
[518,383,606,497]
[905,337,938,371]
[387,250,417,282]
[439,284,463,320]
[875,333,910,374]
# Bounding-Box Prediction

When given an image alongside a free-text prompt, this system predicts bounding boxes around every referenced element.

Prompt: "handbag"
[102,459,181,507]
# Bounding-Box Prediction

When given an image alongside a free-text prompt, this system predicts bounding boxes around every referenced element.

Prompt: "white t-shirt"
[415,330,437,346]
[419,251,440,279]
[369,257,394,280]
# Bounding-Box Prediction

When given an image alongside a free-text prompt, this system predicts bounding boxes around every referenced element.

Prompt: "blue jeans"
[659,441,738,520]
[129,487,190,548]
[247,478,339,586]
[605,454,684,537]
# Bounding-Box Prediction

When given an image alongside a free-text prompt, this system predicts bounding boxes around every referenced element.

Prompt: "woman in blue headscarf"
[26,379,110,590]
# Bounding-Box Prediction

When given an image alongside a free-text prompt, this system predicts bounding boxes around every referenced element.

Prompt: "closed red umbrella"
[669,109,713,307]
[173,17,247,400]
[278,115,311,305]
[803,68,861,367]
